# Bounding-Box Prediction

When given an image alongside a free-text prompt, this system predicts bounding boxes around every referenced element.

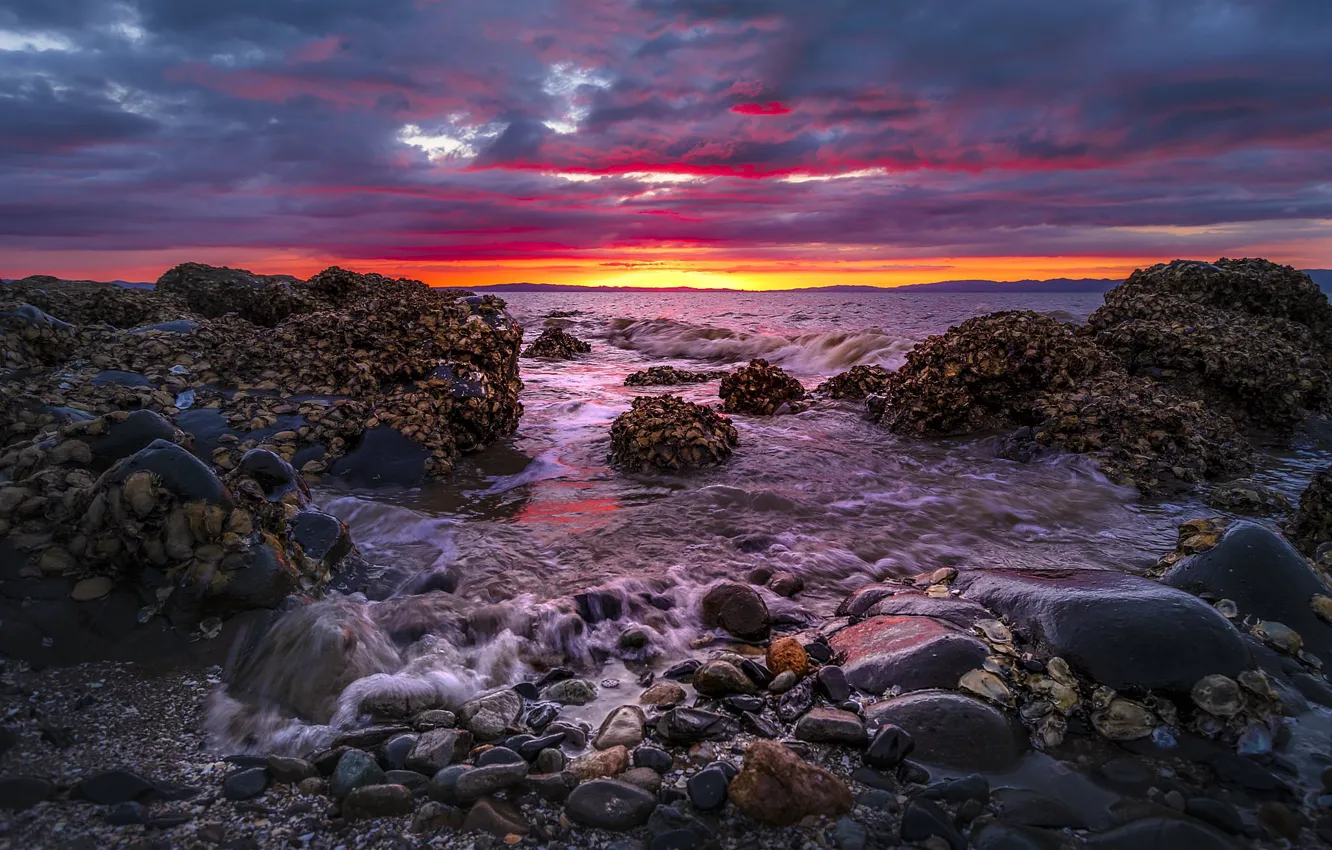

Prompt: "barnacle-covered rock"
[608,395,738,472]
[873,311,1107,436]
[1011,371,1252,495]
[1086,258,1332,428]
[4,276,180,329]
[815,365,892,399]
[156,262,310,327]
[718,359,807,415]
[1288,465,1332,557]
[623,366,726,387]
[522,327,591,359]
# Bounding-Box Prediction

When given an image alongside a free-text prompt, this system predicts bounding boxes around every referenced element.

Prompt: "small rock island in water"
[3,258,1332,849]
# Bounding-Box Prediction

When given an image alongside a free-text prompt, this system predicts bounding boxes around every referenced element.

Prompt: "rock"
[640,682,687,706]
[1186,798,1244,835]
[523,771,579,803]
[1084,817,1238,850]
[70,577,113,601]
[956,568,1250,691]
[816,666,851,702]
[523,327,590,359]
[656,708,738,745]
[1291,466,1332,555]
[105,802,146,826]
[406,728,472,775]
[534,748,566,774]
[330,749,386,800]
[727,741,853,826]
[765,637,809,677]
[595,706,647,750]
[542,678,598,706]
[609,396,739,471]
[624,366,726,387]
[412,800,465,832]
[565,779,659,831]
[795,708,867,747]
[266,756,317,784]
[828,615,989,693]
[453,762,529,802]
[700,581,771,641]
[633,746,673,773]
[832,816,869,850]
[72,769,157,805]
[776,677,815,722]
[570,745,630,780]
[864,724,915,769]
[990,788,1087,828]
[863,592,994,631]
[1208,480,1292,515]
[379,734,417,772]
[463,796,530,836]
[719,359,807,415]
[663,660,701,681]
[867,690,1025,771]
[1163,521,1332,658]
[0,776,53,810]
[342,784,415,819]
[769,670,798,693]
[902,798,967,850]
[412,709,457,731]
[620,767,663,794]
[298,777,327,796]
[222,767,269,801]
[692,660,756,697]
[460,689,523,741]
[818,365,895,401]
[687,765,729,811]
[384,770,429,795]
[768,572,805,597]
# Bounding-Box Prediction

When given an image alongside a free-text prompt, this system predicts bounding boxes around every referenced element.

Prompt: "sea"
[213,289,1332,752]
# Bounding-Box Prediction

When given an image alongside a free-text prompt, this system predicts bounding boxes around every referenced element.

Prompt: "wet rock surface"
[623,365,727,386]
[718,358,807,415]
[522,327,590,359]
[815,365,893,399]
[608,395,738,472]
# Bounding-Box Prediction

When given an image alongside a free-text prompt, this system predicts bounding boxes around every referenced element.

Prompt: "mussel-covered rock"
[718,359,806,415]
[608,395,738,472]
[1086,258,1332,428]
[1207,479,1292,515]
[157,263,308,327]
[522,327,590,359]
[815,365,892,399]
[873,311,1107,436]
[1288,465,1332,557]
[624,365,726,386]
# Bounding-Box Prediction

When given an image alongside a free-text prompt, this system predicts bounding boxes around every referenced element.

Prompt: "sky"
[1,1,1330,290]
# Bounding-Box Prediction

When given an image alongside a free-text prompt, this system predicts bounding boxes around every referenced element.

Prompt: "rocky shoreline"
[4,258,1332,849]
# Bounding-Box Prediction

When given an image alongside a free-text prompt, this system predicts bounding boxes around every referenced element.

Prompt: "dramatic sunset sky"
[1,0,1330,289]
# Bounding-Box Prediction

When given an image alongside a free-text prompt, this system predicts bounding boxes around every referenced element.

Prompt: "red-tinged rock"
[728,741,853,826]
[828,615,988,694]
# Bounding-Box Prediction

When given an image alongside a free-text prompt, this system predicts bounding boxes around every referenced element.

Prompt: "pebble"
[633,746,674,773]
[901,798,967,850]
[105,801,146,825]
[379,733,417,771]
[535,748,567,774]
[1186,797,1244,834]
[477,746,526,767]
[329,749,385,800]
[686,765,730,811]
[832,816,868,850]
[454,761,530,802]
[864,724,915,769]
[412,709,457,731]
[0,776,54,811]
[463,796,531,836]
[816,665,851,702]
[924,773,989,804]
[768,671,798,693]
[543,678,598,705]
[72,769,157,805]
[640,682,687,706]
[620,766,663,794]
[267,755,317,784]
[222,767,269,801]
[794,708,867,747]
[565,779,659,830]
[341,783,415,819]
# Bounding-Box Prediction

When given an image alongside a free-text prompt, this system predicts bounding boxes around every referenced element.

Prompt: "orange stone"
[765,637,809,677]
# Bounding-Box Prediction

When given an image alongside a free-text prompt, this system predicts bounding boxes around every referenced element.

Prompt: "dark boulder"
[699,581,771,641]
[828,615,989,694]
[1162,521,1332,659]
[957,568,1250,691]
[1289,465,1332,556]
[866,690,1026,771]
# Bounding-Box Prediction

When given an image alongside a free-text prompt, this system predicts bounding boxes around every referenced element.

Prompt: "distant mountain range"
[8,270,1332,294]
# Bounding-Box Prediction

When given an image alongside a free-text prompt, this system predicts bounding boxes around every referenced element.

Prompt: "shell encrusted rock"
[609,395,738,471]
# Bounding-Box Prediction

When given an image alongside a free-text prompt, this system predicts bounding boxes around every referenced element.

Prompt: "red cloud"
[731,102,793,116]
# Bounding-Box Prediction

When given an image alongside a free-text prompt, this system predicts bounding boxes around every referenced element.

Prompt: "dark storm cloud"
[1,0,1330,272]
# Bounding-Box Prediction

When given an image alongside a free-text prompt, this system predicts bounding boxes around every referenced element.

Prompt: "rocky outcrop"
[815,365,892,399]
[1288,465,1332,556]
[608,395,738,472]
[718,359,806,415]
[1,265,524,656]
[623,366,726,386]
[522,327,590,359]
[1087,258,1332,428]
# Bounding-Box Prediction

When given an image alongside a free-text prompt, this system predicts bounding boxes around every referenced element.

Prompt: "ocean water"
[213,289,1332,749]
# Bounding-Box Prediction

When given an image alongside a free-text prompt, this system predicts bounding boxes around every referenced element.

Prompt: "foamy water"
[210,289,1332,751]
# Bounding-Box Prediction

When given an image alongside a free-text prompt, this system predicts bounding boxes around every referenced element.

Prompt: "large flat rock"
[866,690,1026,771]
[957,568,1250,692]
[829,615,988,694]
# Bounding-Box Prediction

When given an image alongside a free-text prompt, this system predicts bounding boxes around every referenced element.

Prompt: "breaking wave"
[607,317,915,374]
